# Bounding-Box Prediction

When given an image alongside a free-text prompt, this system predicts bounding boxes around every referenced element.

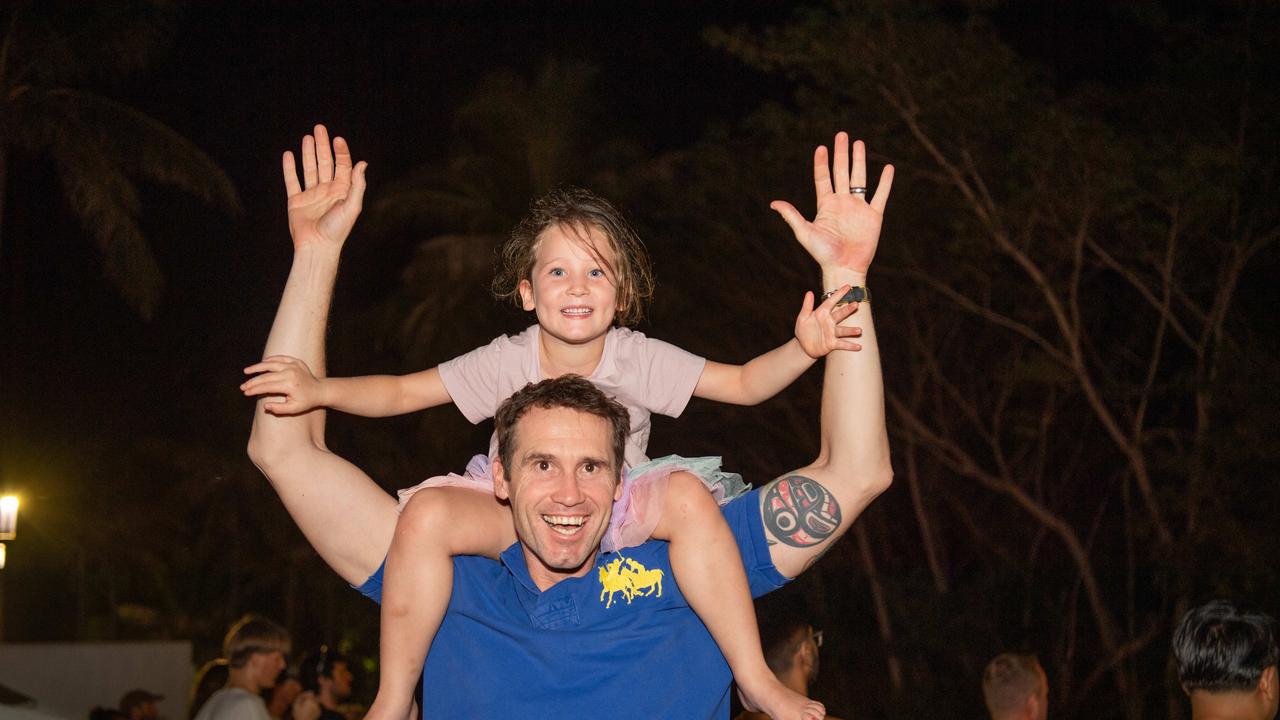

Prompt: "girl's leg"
[652,472,825,720]
[367,487,516,720]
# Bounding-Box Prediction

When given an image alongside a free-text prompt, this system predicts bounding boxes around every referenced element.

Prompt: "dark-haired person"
[735,604,845,720]
[246,126,894,717]
[1173,600,1279,720]
[195,615,318,720]
[298,648,352,720]
[981,653,1048,720]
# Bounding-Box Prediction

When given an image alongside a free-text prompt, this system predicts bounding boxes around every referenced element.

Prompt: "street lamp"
[0,496,16,540]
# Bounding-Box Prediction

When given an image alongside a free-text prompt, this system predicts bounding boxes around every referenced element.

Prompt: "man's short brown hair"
[223,614,290,669]
[982,653,1042,717]
[494,375,630,474]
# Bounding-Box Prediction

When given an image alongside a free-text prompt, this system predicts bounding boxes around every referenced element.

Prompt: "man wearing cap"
[119,690,162,720]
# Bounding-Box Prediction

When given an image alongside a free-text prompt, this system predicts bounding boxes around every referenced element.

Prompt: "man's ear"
[614,471,624,502]
[518,279,535,311]
[494,459,511,500]
[1258,665,1278,703]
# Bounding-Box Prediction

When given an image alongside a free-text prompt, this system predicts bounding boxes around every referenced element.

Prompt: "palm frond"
[49,129,163,319]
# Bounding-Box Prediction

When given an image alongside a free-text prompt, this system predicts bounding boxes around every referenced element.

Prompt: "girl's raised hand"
[770,132,893,275]
[282,124,368,251]
[795,285,863,358]
[241,355,326,415]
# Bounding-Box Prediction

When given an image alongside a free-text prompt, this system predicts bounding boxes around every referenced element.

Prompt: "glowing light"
[0,496,16,540]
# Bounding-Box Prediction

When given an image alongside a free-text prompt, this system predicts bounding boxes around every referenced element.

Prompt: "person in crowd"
[189,660,229,720]
[735,597,845,720]
[193,615,318,720]
[119,690,163,720]
[1174,600,1279,720]
[263,667,302,720]
[981,653,1048,720]
[298,647,353,720]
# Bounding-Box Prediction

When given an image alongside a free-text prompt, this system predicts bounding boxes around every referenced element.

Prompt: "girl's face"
[519,222,620,347]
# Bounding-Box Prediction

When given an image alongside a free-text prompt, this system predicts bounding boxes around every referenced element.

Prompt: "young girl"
[243,186,860,720]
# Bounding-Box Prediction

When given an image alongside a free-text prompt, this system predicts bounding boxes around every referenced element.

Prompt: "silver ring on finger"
[850,186,867,196]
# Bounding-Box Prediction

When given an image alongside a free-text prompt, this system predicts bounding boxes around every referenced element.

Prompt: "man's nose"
[549,474,585,505]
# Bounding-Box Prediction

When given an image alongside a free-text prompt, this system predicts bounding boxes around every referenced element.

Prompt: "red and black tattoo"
[761,475,841,547]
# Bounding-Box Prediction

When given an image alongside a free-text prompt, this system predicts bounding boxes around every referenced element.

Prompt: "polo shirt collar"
[499,541,596,629]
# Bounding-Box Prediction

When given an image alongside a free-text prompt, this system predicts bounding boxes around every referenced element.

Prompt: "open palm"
[282,124,368,250]
[771,133,894,275]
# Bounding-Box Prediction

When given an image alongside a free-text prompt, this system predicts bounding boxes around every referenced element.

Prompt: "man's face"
[253,650,287,689]
[494,406,622,590]
[322,661,353,700]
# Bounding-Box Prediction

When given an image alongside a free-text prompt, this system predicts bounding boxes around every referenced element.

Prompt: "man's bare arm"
[761,133,894,579]
[246,125,397,586]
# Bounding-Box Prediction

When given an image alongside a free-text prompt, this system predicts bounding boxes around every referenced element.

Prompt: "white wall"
[0,642,191,720]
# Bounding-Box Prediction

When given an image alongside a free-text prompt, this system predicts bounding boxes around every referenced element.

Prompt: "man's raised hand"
[282,124,368,251]
[770,132,894,276]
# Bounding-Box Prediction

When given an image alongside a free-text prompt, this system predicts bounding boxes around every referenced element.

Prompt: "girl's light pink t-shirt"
[438,325,706,467]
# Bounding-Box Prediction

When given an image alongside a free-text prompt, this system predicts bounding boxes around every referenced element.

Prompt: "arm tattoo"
[761,475,842,548]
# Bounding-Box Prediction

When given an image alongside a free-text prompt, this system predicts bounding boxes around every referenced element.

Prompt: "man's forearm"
[819,267,889,476]
[250,245,342,456]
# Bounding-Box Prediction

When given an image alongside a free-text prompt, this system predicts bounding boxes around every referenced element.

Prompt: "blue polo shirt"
[357,488,788,718]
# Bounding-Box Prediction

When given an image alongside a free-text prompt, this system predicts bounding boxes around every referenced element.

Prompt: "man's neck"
[1190,689,1274,720]
[522,546,599,591]
[226,669,261,695]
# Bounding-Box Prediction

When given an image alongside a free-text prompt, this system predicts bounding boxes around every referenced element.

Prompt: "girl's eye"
[549,268,566,277]
[588,268,605,278]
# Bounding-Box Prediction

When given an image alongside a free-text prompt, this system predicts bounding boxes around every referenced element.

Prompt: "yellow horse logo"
[624,558,663,598]
[599,558,633,609]
[597,556,665,608]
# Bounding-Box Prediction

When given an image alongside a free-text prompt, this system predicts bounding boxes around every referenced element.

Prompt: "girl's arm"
[692,289,860,405]
[242,356,453,417]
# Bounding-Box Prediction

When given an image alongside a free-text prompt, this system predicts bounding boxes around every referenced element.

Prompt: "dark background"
[2,1,1276,718]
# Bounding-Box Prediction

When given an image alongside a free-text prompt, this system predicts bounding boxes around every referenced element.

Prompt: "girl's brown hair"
[493,186,654,326]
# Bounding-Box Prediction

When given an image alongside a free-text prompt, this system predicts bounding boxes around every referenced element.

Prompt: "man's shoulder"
[194,688,269,720]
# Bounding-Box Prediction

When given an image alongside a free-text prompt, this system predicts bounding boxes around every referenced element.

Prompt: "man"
[246,126,893,716]
[1173,600,1279,720]
[298,648,353,720]
[119,689,163,720]
[735,601,845,720]
[195,615,317,720]
[981,653,1049,720]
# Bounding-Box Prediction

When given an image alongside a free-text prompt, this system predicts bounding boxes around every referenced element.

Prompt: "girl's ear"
[518,279,535,311]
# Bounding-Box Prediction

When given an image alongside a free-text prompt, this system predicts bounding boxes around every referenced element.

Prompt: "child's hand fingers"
[818,284,851,312]
[835,325,862,338]
[242,377,294,397]
[831,300,859,322]
[834,340,862,352]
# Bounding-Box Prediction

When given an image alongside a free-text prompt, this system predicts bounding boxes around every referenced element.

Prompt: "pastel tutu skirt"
[395,454,749,552]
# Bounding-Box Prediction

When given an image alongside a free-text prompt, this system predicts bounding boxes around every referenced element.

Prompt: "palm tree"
[0,0,240,320]
[367,60,634,359]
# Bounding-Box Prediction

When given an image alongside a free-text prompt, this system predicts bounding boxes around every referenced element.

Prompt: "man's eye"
[537,460,551,471]
[583,462,597,473]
